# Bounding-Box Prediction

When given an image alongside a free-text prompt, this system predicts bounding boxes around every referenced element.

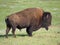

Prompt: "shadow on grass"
[0,34,28,38]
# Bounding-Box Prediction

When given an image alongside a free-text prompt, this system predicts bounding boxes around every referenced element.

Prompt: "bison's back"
[17,8,44,25]
[17,8,43,17]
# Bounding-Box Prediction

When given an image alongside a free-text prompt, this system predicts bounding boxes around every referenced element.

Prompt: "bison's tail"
[5,17,11,27]
[5,17,9,24]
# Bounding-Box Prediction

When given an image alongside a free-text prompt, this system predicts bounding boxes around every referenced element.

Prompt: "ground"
[0,0,60,45]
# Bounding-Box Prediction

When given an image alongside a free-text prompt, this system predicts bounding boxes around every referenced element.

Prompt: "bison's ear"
[43,12,51,19]
[42,12,50,21]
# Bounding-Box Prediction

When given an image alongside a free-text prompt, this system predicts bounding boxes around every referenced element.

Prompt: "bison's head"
[41,12,52,30]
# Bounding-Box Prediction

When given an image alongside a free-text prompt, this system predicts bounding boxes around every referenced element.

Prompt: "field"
[0,0,60,45]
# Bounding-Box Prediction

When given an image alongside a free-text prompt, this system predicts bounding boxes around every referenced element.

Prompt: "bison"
[5,8,52,38]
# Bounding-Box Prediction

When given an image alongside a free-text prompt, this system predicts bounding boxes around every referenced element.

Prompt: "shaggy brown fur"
[5,8,52,38]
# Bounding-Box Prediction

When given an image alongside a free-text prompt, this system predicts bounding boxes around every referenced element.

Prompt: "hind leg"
[12,26,16,38]
[6,26,11,38]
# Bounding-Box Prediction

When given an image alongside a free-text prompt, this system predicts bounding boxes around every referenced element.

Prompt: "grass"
[0,0,60,45]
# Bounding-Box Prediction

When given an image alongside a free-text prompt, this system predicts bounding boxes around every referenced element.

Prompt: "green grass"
[0,0,60,45]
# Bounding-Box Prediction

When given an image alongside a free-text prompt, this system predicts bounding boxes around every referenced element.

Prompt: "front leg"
[6,26,11,38]
[26,27,33,36]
